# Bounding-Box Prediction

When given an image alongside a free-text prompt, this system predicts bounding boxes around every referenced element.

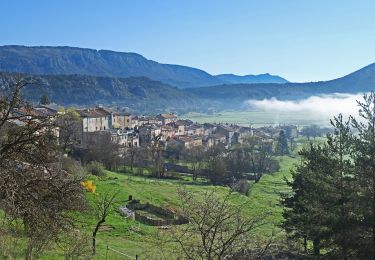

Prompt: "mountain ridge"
[0,45,288,88]
[216,73,289,84]
[0,72,206,113]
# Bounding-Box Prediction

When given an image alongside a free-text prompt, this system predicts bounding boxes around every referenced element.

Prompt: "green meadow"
[1,139,312,259]
[183,110,331,127]
[33,154,297,259]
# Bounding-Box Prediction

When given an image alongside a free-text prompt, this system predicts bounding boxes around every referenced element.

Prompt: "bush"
[136,167,144,176]
[86,161,106,177]
[60,156,86,177]
[231,179,250,195]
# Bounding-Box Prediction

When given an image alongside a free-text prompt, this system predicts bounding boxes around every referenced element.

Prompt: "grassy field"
[0,137,315,259]
[183,110,332,127]
[0,155,297,259]
[35,153,297,259]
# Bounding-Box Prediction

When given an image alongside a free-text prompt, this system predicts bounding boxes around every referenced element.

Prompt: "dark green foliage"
[282,93,375,259]
[276,130,289,155]
[39,94,50,105]
[351,93,375,258]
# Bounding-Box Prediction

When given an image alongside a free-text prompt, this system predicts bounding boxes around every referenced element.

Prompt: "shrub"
[86,161,106,177]
[81,180,97,193]
[231,179,250,195]
[60,156,86,177]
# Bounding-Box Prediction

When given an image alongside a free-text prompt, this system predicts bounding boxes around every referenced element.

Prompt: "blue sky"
[1,0,375,82]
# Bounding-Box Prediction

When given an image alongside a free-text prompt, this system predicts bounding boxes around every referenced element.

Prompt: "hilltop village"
[27,103,299,152]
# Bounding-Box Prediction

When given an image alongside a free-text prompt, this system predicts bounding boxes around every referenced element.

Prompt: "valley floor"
[183,111,332,127]
[33,155,297,259]
[0,155,297,259]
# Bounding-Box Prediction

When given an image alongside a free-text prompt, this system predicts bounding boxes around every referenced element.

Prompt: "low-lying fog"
[245,93,364,126]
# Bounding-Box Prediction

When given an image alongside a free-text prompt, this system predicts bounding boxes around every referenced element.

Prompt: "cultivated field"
[183,110,332,127]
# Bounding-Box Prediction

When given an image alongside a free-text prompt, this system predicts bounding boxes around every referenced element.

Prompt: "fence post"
[136,254,139,260]
[106,245,108,260]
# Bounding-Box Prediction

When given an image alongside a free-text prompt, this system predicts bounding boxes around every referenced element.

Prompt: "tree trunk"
[92,219,105,255]
[26,242,33,260]
[313,239,320,258]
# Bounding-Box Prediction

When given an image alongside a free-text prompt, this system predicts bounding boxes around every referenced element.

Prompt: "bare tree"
[183,146,206,180]
[0,79,87,259]
[172,189,269,260]
[147,134,165,178]
[92,191,118,255]
[82,132,121,170]
[57,108,82,155]
[56,229,91,260]
[207,154,227,184]
[123,146,141,173]
[242,136,279,181]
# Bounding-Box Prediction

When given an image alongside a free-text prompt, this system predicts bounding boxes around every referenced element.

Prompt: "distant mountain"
[216,73,288,84]
[2,45,375,113]
[188,62,375,107]
[0,45,223,89]
[2,61,375,113]
[0,72,204,113]
[318,62,375,93]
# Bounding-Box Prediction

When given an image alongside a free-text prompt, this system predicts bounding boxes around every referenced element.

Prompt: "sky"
[1,0,375,82]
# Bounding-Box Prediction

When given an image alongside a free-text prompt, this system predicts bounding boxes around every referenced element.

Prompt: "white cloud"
[245,93,364,118]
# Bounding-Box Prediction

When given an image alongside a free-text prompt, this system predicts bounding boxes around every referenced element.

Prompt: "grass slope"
[2,154,297,259]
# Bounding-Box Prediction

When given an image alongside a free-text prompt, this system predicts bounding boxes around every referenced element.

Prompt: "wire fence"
[105,246,139,259]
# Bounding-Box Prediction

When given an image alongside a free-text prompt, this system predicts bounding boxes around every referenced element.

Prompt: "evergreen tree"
[40,94,50,105]
[276,130,289,155]
[351,92,375,257]
[282,143,334,257]
[326,115,358,259]
[282,93,375,259]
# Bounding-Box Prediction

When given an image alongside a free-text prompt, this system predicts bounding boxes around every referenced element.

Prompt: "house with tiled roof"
[77,107,111,132]
[203,133,227,148]
[166,119,193,136]
[110,129,139,148]
[186,124,205,136]
[174,135,202,149]
[157,113,178,125]
[34,103,62,117]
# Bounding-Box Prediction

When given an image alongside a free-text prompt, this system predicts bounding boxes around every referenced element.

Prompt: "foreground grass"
[1,154,297,259]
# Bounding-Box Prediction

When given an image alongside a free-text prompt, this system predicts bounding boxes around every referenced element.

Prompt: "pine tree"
[276,130,289,155]
[40,94,51,105]
[282,143,334,257]
[282,93,375,259]
[351,92,375,257]
[326,114,358,259]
